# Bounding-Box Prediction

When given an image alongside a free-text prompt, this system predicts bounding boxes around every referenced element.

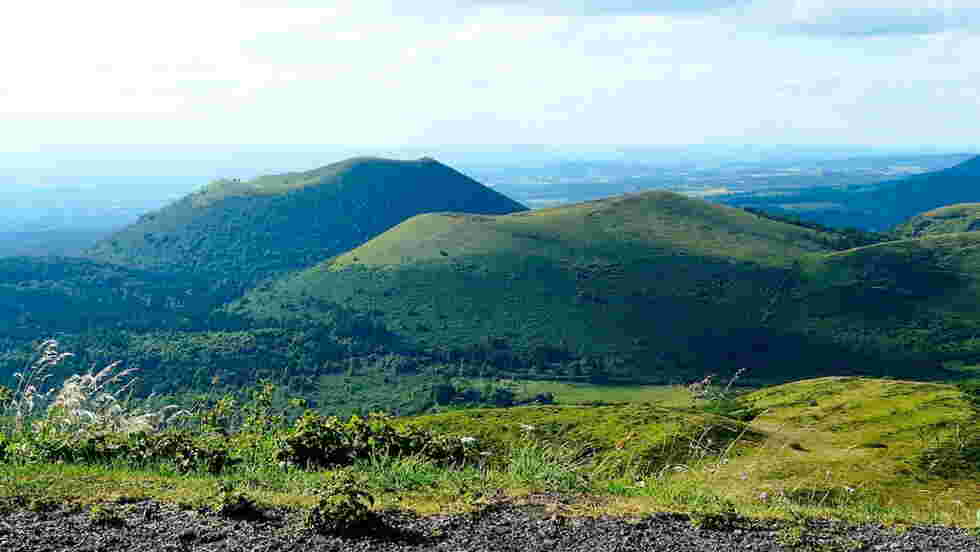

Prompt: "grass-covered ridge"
[233,191,980,384]
[235,191,841,380]
[193,157,421,205]
[743,377,978,478]
[328,191,836,268]
[85,157,527,285]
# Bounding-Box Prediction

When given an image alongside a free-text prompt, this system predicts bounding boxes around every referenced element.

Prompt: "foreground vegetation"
[1,342,976,534]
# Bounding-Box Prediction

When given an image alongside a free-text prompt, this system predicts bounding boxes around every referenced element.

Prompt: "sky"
[0,1,978,154]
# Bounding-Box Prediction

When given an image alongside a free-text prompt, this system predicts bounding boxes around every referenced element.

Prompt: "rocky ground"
[0,499,977,552]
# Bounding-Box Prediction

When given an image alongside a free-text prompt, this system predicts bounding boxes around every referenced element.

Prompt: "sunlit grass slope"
[711,377,980,522]
[578,377,978,524]
[85,157,527,284]
[409,403,762,475]
[234,191,850,382]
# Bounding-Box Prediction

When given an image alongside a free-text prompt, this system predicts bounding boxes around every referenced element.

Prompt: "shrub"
[275,411,473,469]
[275,411,349,468]
[87,503,127,527]
[209,481,262,519]
[304,471,377,534]
[6,427,230,473]
[134,430,231,474]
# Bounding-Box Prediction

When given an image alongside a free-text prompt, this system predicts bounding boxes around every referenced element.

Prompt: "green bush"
[304,471,376,534]
[275,411,349,468]
[4,428,230,474]
[209,481,262,518]
[275,411,472,469]
[132,430,230,474]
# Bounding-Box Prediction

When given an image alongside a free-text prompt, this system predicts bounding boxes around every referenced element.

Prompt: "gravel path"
[1,499,977,552]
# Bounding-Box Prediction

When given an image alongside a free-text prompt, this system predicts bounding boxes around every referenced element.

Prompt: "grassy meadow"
[1,342,976,532]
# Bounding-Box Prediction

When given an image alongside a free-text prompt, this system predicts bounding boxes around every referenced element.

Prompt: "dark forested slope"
[0,256,239,337]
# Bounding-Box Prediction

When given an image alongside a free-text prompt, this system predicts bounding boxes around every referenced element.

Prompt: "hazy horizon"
[2,143,975,192]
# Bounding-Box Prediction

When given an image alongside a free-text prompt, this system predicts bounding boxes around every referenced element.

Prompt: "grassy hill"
[229,190,980,385]
[231,191,900,384]
[722,155,980,232]
[85,157,527,284]
[895,203,980,238]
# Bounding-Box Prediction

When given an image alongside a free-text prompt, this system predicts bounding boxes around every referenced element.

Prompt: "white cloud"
[0,1,976,151]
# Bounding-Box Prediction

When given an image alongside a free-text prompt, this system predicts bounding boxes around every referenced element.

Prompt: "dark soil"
[0,499,977,552]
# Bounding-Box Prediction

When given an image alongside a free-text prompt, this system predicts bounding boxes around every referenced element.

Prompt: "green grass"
[1,377,978,528]
[472,380,693,407]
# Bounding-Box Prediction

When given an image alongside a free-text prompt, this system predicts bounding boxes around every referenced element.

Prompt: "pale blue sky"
[0,1,977,152]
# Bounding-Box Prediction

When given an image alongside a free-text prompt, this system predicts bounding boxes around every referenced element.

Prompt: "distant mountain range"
[721,155,980,232]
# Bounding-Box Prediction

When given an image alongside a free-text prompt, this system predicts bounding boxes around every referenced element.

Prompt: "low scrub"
[275,410,475,469]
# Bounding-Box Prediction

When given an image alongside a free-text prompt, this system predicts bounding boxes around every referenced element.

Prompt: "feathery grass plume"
[4,339,71,432]
[3,339,187,438]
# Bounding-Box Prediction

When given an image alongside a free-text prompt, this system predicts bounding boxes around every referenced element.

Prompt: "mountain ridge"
[231,190,923,383]
[85,157,527,284]
[721,154,980,231]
